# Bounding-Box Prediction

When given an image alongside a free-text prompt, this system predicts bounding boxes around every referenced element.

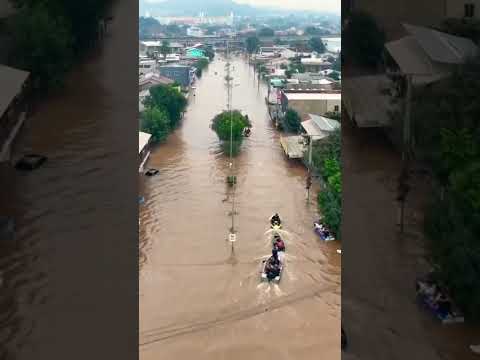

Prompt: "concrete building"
[282,92,341,118]
[139,72,175,92]
[0,64,30,162]
[139,59,157,75]
[158,65,192,88]
[187,27,204,37]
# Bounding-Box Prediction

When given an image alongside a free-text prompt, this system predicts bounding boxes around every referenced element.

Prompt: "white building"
[282,92,341,118]
[139,59,157,75]
[187,27,204,37]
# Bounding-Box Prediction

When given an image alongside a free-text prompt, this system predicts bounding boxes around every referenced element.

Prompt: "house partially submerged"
[139,72,175,92]
[282,92,341,118]
[0,64,30,162]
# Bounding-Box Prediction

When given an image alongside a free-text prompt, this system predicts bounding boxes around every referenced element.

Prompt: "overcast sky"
[142,0,340,13]
[235,0,340,13]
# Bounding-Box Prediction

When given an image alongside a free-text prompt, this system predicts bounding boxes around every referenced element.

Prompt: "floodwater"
[139,57,341,359]
[342,118,480,360]
[0,1,137,359]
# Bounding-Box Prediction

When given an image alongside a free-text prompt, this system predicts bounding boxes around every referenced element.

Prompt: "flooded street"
[0,1,138,359]
[342,119,480,360]
[139,57,340,359]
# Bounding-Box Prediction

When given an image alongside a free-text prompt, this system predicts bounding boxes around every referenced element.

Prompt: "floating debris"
[145,168,159,177]
[15,154,47,171]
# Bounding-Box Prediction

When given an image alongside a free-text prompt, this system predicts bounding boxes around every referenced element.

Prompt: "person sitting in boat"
[271,213,281,226]
[244,127,251,137]
[265,249,281,278]
[314,222,323,231]
[274,237,285,252]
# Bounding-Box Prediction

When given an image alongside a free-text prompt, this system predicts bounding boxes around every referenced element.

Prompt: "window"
[465,3,475,17]
[334,105,339,112]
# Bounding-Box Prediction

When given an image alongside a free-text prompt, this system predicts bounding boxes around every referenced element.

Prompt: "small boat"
[314,222,335,241]
[261,257,284,283]
[15,154,47,171]
[416,276,465,324]
[145,168,159,177]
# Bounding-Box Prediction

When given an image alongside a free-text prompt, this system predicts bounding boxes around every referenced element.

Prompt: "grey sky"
[235,0,340,13]
[142,0,340,13]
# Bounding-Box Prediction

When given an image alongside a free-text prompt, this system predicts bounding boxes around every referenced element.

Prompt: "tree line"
[6,0,112,90]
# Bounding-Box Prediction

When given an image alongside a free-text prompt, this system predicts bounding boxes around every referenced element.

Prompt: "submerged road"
[139,57,341,359]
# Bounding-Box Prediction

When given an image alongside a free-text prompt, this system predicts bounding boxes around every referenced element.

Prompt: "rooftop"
[285,93,341,101]
[139,132,151,154]
[0,64,29,118]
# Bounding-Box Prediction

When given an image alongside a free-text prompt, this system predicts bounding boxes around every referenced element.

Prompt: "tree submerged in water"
[211,110,251,155]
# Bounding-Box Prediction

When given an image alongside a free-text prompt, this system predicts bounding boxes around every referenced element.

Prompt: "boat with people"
[270,213,282,230]
[416,273,464,324]
[261,214,286,283]
[314,221,335,241]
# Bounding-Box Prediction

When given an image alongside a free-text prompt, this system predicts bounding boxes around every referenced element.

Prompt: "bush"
[144,84,187,128]
[140,107,170,143]
[344,11,386,68]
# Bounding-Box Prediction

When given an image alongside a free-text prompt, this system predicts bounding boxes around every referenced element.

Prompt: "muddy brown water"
[0,1,138,359]
[139,57,341,359]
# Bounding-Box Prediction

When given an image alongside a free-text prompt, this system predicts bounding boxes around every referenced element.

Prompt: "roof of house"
[301,57,329,65]
[139,132,151,154]
[385,35,453,85]
[139,72,175,86]
[285,93,341,101]
[0,65,29,118]
[403,23,479,64]
[306,114,340,132]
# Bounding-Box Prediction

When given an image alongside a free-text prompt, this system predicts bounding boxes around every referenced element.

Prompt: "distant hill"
[138,0,334,17]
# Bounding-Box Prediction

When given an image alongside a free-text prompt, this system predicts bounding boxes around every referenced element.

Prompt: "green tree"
[332,52,341,71]
[414,59,480,321]
[140,107,170,143]
[310,128,342,236]
[195,57,210,77]
[144,85,187,128]
[308,37,327,53]
[305,26,319,35]
[258,27,274,37]
[245,36,260,55]
[283,109,302,133]
[211,110,251,155]
[12,0,110,53]
[160,40,170,59]
[9,4,73,90]
[343,11,386,68]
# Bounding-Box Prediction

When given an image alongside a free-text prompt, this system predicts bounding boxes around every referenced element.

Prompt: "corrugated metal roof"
[285,93,341,101]
[308,114,340,132]
[0,65,29,118]
[403,23,479,64]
